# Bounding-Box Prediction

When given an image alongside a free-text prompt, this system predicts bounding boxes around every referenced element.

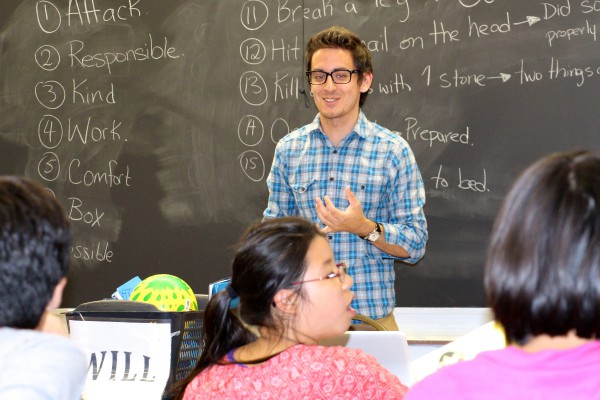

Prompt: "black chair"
[195,294,210,310]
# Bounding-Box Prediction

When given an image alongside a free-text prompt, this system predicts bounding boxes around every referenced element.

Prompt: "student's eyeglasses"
[291,263,347,285]
[306,70,360,85]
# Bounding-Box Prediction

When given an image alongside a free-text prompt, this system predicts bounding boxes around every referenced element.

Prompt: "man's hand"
[316,186,410,258]
[315,186,373,235]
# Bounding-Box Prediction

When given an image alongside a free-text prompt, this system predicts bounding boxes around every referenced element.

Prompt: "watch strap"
[362,221,381,240]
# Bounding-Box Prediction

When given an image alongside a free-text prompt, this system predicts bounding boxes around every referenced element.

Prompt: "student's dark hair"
[0,176,71,328]
[305,25,373,108]
[170,216,324,400]
[485,150,600,345]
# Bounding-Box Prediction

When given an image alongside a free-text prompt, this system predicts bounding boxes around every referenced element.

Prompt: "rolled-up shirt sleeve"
[380,143,428,263]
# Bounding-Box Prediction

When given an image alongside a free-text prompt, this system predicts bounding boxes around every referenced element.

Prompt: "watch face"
[367,231,380,242]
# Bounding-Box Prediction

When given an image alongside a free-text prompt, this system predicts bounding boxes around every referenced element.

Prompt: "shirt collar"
[310,110,370,139]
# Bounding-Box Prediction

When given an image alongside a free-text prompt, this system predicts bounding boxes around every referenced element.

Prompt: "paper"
[411,321,506,382]
[69,320,172,400]
[208,277,231,299]
[113,276,143,300]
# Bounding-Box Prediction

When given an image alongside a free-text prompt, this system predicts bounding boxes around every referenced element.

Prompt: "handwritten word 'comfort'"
[68,159,131,188]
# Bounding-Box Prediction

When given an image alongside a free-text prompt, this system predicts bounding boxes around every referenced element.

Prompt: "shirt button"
[333,150,338,154]
[328,235,333,240]
[329,177,334,181]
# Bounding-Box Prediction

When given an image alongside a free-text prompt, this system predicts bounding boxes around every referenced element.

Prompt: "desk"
[55,307,496,376]
[394,307,493,360]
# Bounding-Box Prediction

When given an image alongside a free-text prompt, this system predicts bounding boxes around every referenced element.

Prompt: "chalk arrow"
[486,73,512,83]
[513,16,541,26]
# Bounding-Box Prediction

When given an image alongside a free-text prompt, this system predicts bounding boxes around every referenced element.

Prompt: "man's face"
[309,48,372,128]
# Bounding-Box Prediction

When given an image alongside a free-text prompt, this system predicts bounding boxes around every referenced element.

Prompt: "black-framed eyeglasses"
[291,263,347,285]
[306,70,360,85]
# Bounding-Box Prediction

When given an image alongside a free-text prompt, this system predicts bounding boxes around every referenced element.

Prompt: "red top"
[182,344,408,400]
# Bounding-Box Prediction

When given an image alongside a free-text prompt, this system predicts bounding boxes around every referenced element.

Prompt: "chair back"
[352,314,388,331]
[195,294,210,310]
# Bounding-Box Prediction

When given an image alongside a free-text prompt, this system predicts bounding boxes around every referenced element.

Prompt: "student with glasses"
[263,25,428,330]
[171,216,408,400]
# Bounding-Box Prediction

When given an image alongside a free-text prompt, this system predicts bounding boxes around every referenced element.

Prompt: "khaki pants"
[350,312,399,331]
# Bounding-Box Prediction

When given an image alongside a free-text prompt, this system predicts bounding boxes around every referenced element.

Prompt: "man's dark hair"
[0,177,71,328]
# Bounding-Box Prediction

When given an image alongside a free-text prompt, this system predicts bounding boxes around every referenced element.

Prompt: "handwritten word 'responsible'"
[68,34,181,75]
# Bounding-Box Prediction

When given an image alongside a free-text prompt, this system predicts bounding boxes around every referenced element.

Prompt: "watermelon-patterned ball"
[130,274,198,311]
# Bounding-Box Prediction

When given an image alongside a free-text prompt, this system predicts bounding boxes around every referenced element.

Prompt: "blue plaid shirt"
[264,112,428,319]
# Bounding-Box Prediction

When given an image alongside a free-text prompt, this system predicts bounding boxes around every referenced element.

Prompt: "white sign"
[69,320,172,400]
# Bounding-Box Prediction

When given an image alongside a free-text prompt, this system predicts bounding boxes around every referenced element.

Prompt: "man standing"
[264,26,427,330]
[0,176,87,398]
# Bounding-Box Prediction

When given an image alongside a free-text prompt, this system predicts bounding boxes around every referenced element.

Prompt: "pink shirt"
[182,344,408,400]
[405,341,600,400]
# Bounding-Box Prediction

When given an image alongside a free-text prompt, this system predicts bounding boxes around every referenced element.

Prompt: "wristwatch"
[362,221,381,242]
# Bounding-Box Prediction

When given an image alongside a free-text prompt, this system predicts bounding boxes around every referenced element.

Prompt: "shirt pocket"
[339,172,385,216]
[289,177,319,217]
[289,172,342,218]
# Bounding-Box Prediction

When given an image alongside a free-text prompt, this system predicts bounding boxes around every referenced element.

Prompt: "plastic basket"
[66,301,204,398]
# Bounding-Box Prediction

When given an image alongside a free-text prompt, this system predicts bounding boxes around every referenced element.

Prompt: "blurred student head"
[486,150,600,344]
[0,177,71,329]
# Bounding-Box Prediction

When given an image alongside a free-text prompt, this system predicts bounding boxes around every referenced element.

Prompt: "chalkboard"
[1,0,598,308]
